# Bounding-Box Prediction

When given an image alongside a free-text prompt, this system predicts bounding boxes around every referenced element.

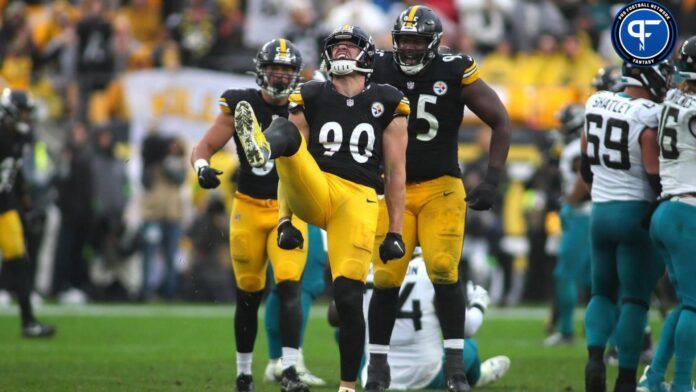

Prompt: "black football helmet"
[392,5,443,75]
[621,62,671,102]
[677,36,696,81]
[322,25,375,77]
[556,104,585,137]
[591,65,622,92]
[254,38,303,99]
[0,88,35,134]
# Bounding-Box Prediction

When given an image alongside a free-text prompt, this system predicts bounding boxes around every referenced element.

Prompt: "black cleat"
[236,374,254,392]
[22,322,56,338]
[364,359,390,392]
[280,366,309,392]
[585,361,606,392]
[445,374,472,392]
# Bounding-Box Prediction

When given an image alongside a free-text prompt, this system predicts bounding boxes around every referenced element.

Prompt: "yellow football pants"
[276,137,378,282]
[373,176,466,287]
[229,192,308,292]
[0,209,26,261]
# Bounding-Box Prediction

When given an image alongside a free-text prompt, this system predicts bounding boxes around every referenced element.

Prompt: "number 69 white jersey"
[584,90,662,202]
[658,89,696,196]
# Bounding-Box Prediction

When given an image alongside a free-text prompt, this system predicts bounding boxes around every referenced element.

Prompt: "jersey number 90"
[319,122,375,163]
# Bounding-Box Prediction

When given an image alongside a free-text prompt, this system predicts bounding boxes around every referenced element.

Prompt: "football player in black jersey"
[0,89,55,338]
[190,39,309,392]
[366,6,511,392]
[233,25,409,392]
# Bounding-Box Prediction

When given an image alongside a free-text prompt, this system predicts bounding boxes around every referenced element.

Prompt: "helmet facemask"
[257,63,300,99]
[324,39,373,76]
[393,32,440,75]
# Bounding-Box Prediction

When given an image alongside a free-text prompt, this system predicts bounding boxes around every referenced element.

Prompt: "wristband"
[194,159,209,173]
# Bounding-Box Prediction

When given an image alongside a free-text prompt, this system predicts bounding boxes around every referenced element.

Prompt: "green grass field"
[0,305,662,391]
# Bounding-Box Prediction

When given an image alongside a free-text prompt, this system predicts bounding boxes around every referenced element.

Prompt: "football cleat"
[543,332,575,347]
[279,366,309,392]
[264,360,282,382]
[637,366,672,392]
[446,374,472,392]
[296,350,326,386]
[234,101,270,168]
[22,322,56,338]
[475,355,510,387]
[584,360,606,392]
[236,374,254,392]
[364,359,390,392]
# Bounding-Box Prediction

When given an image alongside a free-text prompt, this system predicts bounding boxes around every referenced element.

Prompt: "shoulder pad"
[219,88,251,115]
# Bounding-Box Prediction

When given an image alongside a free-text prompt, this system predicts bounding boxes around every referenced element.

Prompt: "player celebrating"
[544,104,591,347]
[190,38,309,392]
[637,36,696,392]
[581,62,669,392]
[233,25,409,392]
[0,88,55,338]
[365,6,511,392]
[358,249,510,390]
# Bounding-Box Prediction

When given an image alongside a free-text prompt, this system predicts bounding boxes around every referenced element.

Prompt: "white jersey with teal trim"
[363,258,442,390]
[584,90,661,202]
[560,138,582,197]
[658,89,696,196]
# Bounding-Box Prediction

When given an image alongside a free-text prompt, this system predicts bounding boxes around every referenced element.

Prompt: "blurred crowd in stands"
[1,0,694,305]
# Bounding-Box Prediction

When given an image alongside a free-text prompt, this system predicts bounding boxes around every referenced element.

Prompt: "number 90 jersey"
[658,89,696,196]
[371,51,479,182]
[219,88,287,199]
[288,80,410,190]
[584,90,661,202]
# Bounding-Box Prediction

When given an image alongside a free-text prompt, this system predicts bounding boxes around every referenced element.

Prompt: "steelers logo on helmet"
[611,1,678,66]
[254,38,303,99]
[392,6,443,75]
[371,102,384,118]
[433,81,448,96]
[322,25,376,77]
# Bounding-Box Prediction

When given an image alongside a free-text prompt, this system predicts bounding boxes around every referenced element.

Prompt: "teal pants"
[265,225,327,359]
[554,204,591,336]
[585,201,664,370]
[649,200,696,391]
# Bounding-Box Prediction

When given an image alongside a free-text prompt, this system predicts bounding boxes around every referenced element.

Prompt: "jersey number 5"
[416,94,438,142]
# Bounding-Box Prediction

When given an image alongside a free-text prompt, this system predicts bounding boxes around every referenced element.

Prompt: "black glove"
[277,219,304,250]
[466,167,501,211]
[379,232,405,262]
[197,166,223,189]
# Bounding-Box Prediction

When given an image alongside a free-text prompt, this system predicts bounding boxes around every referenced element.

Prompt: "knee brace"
[266,117,302,158]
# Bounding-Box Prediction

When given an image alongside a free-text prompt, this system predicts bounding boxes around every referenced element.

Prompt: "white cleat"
[234,100,270,168]
[264,360,281,382]
[637,365,672,392]
[475,355,510,387]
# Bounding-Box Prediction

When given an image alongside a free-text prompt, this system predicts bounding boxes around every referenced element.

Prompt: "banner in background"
[123,68,256,145]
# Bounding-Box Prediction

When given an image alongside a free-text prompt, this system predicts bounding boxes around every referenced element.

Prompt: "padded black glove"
[277,219,304,250]
[379,232,405,262]
[197,166,223,189]
[466,167,501,211]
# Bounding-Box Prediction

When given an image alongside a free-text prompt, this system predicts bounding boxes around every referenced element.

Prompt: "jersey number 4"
[366,281,423,331]
[585,114,631,170]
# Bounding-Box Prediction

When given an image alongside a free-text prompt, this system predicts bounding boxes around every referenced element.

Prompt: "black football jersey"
[371,51,480,182]
[288,80,409,190]
[0,123,31,213]
[219,88,288,200]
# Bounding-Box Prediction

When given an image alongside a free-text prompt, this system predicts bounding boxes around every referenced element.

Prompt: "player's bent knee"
[426,253,459,284]
[373,269,403,289]
[336,258,369,282]
[236,274,266,292]
[333,277,364,325]
[274,263,301,283]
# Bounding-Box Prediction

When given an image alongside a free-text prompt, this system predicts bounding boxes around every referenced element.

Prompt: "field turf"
[0,304,666,391]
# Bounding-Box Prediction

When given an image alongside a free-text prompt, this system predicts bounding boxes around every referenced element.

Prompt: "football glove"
[277,219,304,250]
[466,281,490,312]
[197,165,223,189]
[379,232,405,262]
[466,181,497,211]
